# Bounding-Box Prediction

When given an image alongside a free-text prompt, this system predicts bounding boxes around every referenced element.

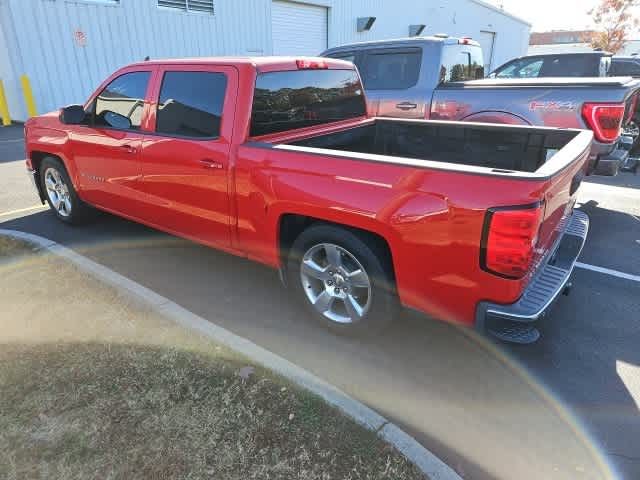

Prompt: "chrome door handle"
[199,159,224,170]
[396,102,417,110]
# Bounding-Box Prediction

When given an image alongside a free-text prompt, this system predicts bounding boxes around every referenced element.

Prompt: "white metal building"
[0,0,530,122]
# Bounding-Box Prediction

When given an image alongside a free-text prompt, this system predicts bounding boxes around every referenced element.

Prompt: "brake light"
[459,37,473,45]
[581,103,625,143]
[481,205,543,279]
[296,59,328,70]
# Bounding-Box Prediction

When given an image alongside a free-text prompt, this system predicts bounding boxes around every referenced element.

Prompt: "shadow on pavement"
[0,209,621,480]
[577,199,640,276]
[585,173,640,191]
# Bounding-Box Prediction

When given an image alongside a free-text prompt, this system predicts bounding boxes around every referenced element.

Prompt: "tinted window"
[361,49,421,89]
[95,72,150,129]
[493,57,543,79]
[610,60,640,76]
[250,69,366,137]
[156,71,227,138]
[441,46,485,82]
[540,55,599,76]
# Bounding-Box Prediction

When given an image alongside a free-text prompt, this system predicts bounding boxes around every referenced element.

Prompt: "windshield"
[250,69,366,137]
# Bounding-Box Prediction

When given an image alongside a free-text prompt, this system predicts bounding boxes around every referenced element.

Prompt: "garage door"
[272,1,328,56]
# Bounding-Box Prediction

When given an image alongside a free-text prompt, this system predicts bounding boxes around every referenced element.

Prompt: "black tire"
[39,156,93,225]
[287,224,398,336]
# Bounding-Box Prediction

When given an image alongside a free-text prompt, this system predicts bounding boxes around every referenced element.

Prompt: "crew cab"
[25,57,591,344]
[322,36,640,176]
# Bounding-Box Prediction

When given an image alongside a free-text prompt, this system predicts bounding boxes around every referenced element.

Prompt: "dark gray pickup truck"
[322,35,640,175]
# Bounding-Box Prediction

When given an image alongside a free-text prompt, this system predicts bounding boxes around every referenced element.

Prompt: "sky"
[483,0,600,32]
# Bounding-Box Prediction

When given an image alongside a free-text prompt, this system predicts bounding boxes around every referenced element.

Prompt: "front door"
[140,65,237,248]
[70,69,154,217]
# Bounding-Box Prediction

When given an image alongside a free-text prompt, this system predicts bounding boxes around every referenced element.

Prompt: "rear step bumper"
[475,210,589,344]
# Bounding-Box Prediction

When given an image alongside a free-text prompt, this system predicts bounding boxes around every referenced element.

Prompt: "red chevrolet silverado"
[24,57,591,344]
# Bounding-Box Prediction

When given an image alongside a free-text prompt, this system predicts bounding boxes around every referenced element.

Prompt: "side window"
[440,46,485,82]
[156,71,227,138]
[361,49,421,90]
[495,58,543,79]
[94,72,151,130]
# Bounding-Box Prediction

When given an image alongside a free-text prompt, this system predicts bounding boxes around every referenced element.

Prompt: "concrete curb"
[0,228,462,480]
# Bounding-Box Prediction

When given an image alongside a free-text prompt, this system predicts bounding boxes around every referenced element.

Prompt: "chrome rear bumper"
[476,210,589,343]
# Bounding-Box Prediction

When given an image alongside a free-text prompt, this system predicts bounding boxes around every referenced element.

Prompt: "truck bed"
[281,119,586,175]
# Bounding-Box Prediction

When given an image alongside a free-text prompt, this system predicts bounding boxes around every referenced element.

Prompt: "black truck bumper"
[475,210,589,344]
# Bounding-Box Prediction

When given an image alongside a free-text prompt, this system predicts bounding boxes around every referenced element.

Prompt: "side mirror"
[103,111,132,130]
[60,105,86,124]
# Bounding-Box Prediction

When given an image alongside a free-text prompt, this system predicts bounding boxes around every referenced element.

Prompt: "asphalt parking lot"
[1,124,639,480]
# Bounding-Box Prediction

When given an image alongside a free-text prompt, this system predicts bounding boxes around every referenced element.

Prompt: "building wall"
[1,0,529,121]
[0,2,22,124]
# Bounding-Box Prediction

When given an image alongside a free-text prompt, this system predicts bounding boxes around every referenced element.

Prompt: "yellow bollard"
[0,79,11,126]
[20,74,38,118]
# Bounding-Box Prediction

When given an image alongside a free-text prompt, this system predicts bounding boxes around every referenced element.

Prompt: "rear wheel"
[288,224,398,336]
[40,157,93,225]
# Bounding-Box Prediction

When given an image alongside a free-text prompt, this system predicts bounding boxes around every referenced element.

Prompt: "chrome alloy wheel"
[44,167,72,217]
[300,243,372,324]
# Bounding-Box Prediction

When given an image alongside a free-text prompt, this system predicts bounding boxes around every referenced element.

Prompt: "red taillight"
[459,37,472,45]
[581,103,625,143]
[481,205,543,279]
[296,59,329,70]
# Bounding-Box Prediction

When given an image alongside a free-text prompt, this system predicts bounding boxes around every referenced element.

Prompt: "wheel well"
[30,151,64,177]
[278,214,396,283]
[29,151,63,202]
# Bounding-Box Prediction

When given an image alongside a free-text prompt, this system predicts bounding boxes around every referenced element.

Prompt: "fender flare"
[461,111,531,126]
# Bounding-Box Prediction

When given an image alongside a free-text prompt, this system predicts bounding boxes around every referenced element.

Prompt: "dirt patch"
[0,236,38,260]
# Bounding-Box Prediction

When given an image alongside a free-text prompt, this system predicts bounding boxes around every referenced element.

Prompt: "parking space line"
[576,262,640,283]
[0,204,47,218]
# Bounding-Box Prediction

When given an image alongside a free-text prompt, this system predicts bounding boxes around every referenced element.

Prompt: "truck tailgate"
[531,139,590,273]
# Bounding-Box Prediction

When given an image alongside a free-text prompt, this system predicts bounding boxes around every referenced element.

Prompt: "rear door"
[140,65,237,248]
[358,47,425,118]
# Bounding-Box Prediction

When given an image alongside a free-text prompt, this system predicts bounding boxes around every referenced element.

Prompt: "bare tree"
[589,0,639,53]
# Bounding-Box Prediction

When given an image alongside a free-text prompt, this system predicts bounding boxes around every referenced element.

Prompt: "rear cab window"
[360,48,421,90]
[250,68,366,137]
[440,45,485,82]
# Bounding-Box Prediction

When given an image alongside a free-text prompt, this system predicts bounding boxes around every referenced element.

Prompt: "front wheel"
[40,157,93,225]
[288,225,398,336]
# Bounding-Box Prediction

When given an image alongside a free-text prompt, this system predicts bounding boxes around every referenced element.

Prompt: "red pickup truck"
[24,57,591,344]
